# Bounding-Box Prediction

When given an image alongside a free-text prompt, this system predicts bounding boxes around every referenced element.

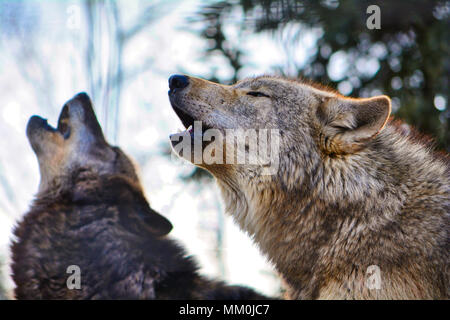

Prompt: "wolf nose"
[169,75,189,91]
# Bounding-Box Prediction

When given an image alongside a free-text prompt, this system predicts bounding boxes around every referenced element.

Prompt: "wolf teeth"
[175,125,193,135]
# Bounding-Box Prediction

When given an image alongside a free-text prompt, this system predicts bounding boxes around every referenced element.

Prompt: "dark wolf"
[11,92,268,300]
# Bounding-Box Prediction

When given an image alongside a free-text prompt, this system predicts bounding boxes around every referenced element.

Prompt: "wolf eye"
[247,91,270,98]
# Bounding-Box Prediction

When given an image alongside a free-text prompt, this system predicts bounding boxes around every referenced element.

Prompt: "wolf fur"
[168,75,449,299]
[12,92,268,300]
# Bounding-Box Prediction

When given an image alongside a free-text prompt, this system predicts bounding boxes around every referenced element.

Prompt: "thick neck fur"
[217,122,449,299]
[33,168,144,207]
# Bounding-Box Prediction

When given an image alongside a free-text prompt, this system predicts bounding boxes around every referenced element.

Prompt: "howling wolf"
[168,74,449,299]
[11,92,267,300]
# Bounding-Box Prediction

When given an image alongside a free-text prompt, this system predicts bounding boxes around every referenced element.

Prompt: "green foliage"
[195,0,450,151]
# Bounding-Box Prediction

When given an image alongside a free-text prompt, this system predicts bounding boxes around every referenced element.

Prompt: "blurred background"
[0,0,448,299]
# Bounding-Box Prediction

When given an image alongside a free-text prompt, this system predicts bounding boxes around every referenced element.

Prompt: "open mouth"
[170,104,213,138]
[172,105,196,134]
[41,118,57,133]
[169,102,218,158]
[26,97,75,144]
[26,111,71,140]
[27,92,105,146]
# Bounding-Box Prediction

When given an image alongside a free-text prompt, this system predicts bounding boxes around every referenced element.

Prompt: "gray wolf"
[11,92,268,300]
[168,74,449,299]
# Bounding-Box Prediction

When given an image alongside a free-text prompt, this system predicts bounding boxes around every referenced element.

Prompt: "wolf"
[11,92,268,300]
[168,74,449,299]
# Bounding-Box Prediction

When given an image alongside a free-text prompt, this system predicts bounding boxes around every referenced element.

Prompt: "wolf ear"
[317,95,391,154]
[136,205,173,237]
[119,203,173,237]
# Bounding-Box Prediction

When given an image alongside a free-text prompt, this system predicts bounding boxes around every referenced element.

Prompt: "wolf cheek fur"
[169,75,449,299]
[12,92,268,300]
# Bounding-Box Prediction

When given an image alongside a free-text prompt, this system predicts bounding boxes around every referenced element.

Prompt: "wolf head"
[26,93,138,193]
[168,74,390,180]
[26,92,172,236]
[168,74,393,233]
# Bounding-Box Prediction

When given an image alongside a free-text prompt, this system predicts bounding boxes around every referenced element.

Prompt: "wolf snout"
[64,92,93,116]
[26,116,54,137]
[73,91,90,102]
[169,74,189,92]
[60,92,105,140]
